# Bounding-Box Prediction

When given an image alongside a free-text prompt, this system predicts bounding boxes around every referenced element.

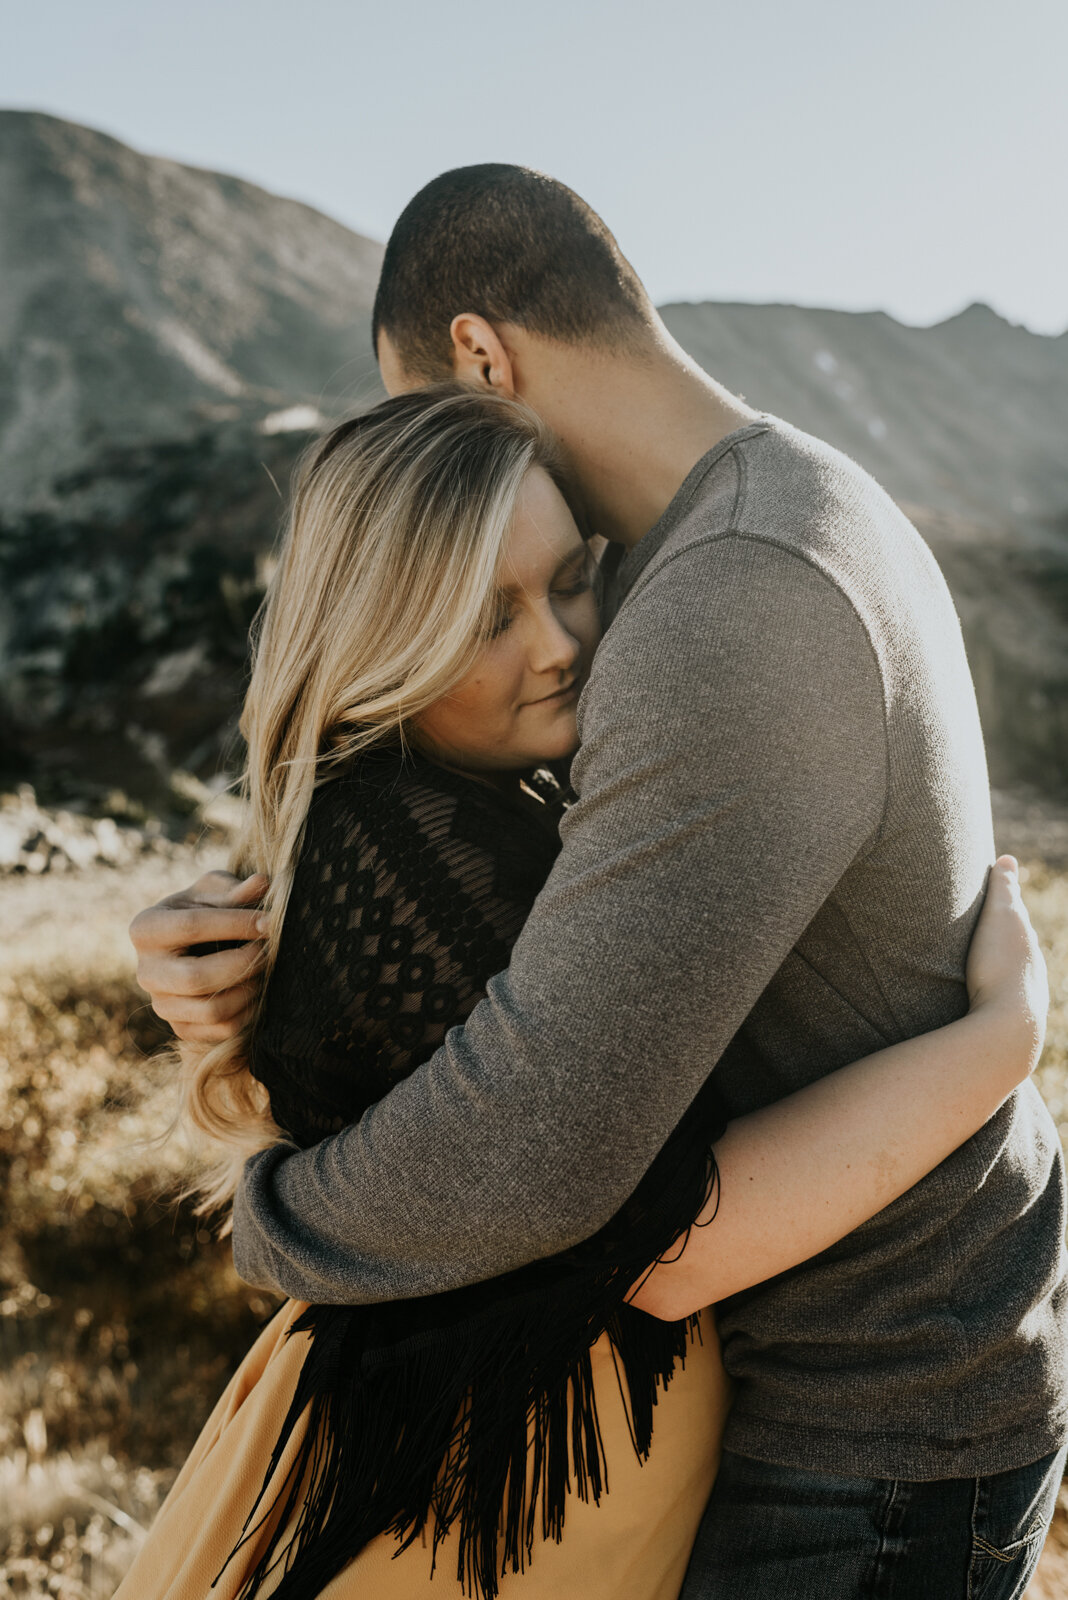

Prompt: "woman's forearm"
[630,1000,1035,1321]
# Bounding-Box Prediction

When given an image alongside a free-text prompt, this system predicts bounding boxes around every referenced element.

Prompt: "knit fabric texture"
[234,416,1068,1481]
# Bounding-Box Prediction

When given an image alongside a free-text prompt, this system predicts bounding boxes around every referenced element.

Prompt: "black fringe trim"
[218,1076,725,1600]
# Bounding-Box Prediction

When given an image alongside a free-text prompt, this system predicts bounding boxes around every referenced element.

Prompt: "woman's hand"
[965,856,1049,1077]
[628,854,1051,1323]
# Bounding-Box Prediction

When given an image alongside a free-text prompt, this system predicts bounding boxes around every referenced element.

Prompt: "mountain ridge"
[0,109,384,512]
[0,110,1065,800]
[658,299,1068,530]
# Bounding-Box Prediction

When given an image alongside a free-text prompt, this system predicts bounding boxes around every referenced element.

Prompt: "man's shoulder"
[585,516,887,777]
[675,418,923,574]
[620,417,951,659]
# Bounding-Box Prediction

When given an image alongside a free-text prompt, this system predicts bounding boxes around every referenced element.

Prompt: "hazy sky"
[4,0,1067,333]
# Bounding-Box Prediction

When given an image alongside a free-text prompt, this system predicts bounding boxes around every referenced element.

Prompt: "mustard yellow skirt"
[115,1300,729,1600]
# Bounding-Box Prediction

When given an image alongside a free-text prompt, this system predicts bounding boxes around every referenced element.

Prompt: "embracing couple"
[120,166,1066,1600]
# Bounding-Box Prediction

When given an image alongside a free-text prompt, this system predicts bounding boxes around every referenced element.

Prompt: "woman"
[116,387,1046,1600]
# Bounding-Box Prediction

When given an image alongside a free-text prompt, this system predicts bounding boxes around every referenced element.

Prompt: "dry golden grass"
[1013,855,1068,1595]
[0,852,279,1596]
[1024,860,1068,1152]
[0,818,1065,1595]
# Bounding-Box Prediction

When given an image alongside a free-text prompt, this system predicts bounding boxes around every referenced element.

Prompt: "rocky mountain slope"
[0,112,382,807]
[0,111,1064,812]
[660,300,1068,530]
[0,110,383,514]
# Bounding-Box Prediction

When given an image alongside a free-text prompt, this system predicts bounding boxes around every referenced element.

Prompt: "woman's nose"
[528,602,581,676]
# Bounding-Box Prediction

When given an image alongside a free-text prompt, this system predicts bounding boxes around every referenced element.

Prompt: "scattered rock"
[0,786,175,875]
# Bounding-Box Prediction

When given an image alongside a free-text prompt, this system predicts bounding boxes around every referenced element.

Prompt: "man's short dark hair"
[371,165,655,381]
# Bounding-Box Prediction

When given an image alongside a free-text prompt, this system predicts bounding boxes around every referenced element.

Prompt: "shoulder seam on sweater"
[728,441,749,529]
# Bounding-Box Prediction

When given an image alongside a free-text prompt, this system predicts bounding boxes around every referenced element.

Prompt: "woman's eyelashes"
[482,604,514,641]
[550,553,595,607]
[481,572,591,642]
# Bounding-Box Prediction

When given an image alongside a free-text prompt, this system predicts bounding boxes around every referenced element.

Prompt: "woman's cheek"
[569,592,601,654]
[490,638,527,716]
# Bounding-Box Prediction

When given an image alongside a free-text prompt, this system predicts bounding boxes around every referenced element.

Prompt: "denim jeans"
[679,1444,1067,1600]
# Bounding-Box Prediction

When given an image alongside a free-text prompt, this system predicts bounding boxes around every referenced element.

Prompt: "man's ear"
[449,314,516,396]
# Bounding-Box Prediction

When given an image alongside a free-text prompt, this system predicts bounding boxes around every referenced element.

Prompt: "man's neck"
[510,326,759,550]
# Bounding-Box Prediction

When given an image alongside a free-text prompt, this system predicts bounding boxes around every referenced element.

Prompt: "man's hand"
[129,871,269,1043]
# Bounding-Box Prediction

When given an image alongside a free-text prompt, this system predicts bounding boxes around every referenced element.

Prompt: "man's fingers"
[994,855,1019,883]
[228,873,270,905]
[151,981,260,1030]
[175,870,269,909]
[172,870,262,908]
[182,870,268,909]
[168,1018,251,1045]
[131,904,266,956]
[129,870,273,1037]
[136,940,266,1001]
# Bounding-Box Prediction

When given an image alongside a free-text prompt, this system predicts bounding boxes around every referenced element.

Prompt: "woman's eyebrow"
[552,544,589,577]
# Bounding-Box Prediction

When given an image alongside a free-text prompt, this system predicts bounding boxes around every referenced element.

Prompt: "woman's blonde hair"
[178,385,567,1214]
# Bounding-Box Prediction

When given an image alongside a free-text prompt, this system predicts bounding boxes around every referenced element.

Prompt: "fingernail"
[256,915,271,937]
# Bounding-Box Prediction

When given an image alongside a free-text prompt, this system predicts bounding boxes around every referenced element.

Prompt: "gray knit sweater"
[233,416,1068,1479]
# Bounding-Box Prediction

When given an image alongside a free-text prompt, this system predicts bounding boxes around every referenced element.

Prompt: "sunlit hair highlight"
[177,385,567,1215]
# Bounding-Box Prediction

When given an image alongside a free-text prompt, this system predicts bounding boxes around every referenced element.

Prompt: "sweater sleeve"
[233,537,889,1303]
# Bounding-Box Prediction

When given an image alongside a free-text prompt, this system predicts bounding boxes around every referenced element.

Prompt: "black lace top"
[235,746,728,1600]
[254,747,562,1149]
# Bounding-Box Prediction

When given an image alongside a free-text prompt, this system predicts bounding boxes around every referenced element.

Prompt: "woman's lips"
[527,679,581,708]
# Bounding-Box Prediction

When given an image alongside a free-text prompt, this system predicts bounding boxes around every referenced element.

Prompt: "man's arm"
[233,536,889,1303]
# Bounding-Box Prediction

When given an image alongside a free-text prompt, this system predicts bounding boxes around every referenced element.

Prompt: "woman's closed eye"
[482,604,515,641]
[553,549,596,599]
[554,573,592,600]
[480,548,594,641]
[483,580,587,640]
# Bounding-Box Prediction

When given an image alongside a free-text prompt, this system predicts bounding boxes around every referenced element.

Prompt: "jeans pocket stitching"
[971,1520,1047,1563]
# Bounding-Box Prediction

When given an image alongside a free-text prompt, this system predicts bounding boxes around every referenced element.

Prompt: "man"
[131,166,1068,1597]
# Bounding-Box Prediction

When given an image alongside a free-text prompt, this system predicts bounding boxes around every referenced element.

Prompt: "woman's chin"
[449,718,580,775]
[529,723,580,766]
